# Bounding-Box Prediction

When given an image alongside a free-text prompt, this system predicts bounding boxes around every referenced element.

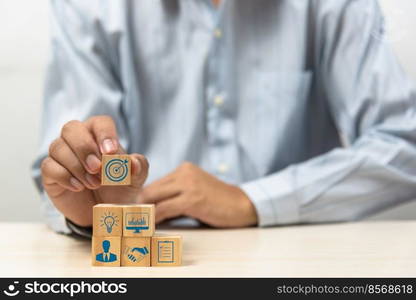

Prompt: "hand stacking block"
[123,204,155,237]
[151,235,182,266]
[93,204,123,237]
[101,155,131,185]
[92,236,121,267]
[121,237,151,267]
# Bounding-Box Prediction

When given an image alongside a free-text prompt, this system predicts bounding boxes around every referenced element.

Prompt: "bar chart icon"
[125,212,149,233]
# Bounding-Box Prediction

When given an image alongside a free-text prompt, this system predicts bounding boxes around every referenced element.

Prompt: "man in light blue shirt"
[32,0,416,235]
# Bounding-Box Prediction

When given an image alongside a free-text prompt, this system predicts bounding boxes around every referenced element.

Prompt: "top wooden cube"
[93,204,123,237]
[101,155,131,186]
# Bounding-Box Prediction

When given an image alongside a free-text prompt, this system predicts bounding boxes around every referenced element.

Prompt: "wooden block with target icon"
[101,154,131,186]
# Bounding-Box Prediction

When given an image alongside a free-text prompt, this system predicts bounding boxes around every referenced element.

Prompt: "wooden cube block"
[123,204,155,237]
[121,237,151,267]
[151,235,182,266]
[92,236,121,267]
[101,155,131,185]
[93,204,123,237]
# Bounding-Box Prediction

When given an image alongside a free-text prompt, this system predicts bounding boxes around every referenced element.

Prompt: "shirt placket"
[205,3,239,184]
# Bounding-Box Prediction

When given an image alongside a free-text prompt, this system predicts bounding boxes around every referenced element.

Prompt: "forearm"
[242,128,416,226]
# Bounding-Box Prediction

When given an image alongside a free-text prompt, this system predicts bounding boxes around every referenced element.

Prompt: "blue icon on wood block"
[124,246,149,263]
[96,240,117,263]
[158,241,174,263]
[125,212,149,233]
[100,212,119,234]
[105,158,129,182]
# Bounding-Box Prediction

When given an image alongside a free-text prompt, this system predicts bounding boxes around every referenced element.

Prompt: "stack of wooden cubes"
[92,203,182,267]
[91,155,182,267]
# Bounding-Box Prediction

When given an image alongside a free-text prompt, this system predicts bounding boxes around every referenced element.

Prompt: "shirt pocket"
[244,70,313,175]
[257,70,312,107]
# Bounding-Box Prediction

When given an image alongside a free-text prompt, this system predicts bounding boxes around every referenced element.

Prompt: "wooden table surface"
[1,221,415,277]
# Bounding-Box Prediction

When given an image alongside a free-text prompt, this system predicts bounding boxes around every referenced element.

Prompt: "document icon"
[158,241,174,263]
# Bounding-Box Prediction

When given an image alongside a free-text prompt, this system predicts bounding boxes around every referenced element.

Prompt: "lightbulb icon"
[100,212,119,233]
[104,215,115,233]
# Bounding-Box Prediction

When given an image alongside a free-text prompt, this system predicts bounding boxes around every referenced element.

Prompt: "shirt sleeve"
[241,0,416,227]
[31,0,128,233]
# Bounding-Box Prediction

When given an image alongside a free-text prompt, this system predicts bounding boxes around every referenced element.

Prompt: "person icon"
[96,240,117,262]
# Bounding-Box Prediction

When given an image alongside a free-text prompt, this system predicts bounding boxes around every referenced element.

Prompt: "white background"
[0,0,416,222]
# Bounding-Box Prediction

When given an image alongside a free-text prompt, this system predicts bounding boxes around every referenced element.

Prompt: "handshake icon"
[125,246,149,263]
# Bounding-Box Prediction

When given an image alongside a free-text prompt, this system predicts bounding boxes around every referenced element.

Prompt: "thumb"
[130,153,149,189]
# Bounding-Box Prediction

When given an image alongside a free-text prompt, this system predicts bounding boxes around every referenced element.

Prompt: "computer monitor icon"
[125,212,149,233]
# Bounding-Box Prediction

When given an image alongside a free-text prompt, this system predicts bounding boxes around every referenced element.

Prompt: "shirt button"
[217,163,229,174]
[213,95,224,106]
[214,28,222,38]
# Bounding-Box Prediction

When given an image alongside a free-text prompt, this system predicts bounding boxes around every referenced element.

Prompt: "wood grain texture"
[101,155,131,185]
[91,236,121,267]
[93,204,123,237]
[121,237,151,267]
[122,204,155,237]
[151,235,182,267]
[3,222,416,277]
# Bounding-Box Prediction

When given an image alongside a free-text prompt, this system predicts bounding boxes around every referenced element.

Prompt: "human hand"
[138,162,258,228]
[41,115,149,227]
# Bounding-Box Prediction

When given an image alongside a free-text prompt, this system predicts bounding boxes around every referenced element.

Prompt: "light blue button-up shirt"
[32,0,416,233]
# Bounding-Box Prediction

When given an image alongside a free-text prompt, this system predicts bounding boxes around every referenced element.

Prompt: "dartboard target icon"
[105,159,129,182]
